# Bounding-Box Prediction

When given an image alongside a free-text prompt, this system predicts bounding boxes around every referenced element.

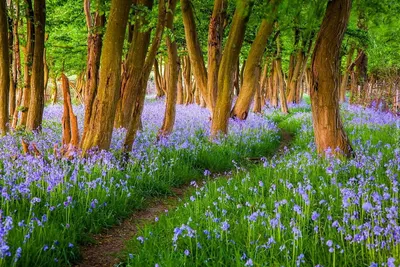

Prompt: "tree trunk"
[183,55,192,104]
[207,0,227,108]
[81,0,132,153]
[154,58,165,98]
[230,0,280,119]
[211,0,253,137]
[339,45,354,102]
[61,73,79,147]
[275,59,288,114]
[180,0,211,110]
[26,0,45,131]
[52,77,57,104]
[158,0,178,137]
[310,0,353,157]
[177,59,184,104]
[115,0,153,129]
[19,0,34,127]
[270,63,278,107]
[0,0,10,135]
[123,0,167,152]
[252,65,262,113]
[9,0,20,117]
[82,0,105,139]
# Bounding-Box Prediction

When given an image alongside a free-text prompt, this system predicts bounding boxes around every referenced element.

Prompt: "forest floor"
[76,128,294,267]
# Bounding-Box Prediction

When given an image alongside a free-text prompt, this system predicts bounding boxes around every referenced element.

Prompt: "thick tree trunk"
[123,0,167,152]
[80,0,132,152]
[82,0,105,139]
[19,0,34,127]
[231,0,279,119]
[115,0,153,129]
[180,0,211,110]
[211,0,253,137]
[207,0,227,108]
[26,0,45,131]
[0,0,10,135]
[310,0,353,157]
[158,0,178,137]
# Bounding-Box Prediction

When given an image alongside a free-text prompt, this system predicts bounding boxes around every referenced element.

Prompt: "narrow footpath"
[76,128,294,267]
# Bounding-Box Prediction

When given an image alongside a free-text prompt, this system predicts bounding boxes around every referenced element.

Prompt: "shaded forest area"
[0,0,399,156]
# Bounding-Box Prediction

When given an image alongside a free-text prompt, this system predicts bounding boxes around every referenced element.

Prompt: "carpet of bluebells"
[126,103,400,267]
[0,100,280,266]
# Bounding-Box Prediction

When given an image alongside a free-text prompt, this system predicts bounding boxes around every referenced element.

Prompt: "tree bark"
[339,45,354,102]
[177,59,184,104]
[81,0,132,153]
[115,0,153,129]
[310,0,353,157]
[180,0,211,110]
[19,0,34,127]
[207,0,227,108]
[211,0,253,137]
[26,0,45,131]
[0,0,10,135]
[51,77,57,104]
[61,73,79,147]
[158,0,178,137]
[123,0,167,152]
[82,0,105,139]
[230,0,280,119]
[252,65,262,113]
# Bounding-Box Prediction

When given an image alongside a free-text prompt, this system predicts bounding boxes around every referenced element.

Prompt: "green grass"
[125,108,399,267]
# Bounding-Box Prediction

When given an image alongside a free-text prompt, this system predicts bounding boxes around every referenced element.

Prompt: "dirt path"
[76,128,293,267]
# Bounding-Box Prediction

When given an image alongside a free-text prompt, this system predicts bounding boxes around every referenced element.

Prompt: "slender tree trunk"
[252,65,262,113]
[26,0,45,131]
[276,59,288,114]
[20,0,34,127]
[0,0,10,135]
[183,55,192,104]
[82,0,105,140]
[52,76,57,104]
[61,73,79,147]
[211,0,253,137]
[270,64,278,107]
[180,0,211,110]
[207,0,227,108]
[158,0,178,137]
[231,0,280,119]
[339,45,354,102]
[154,58,165,98]
[123,0,167,152]
[9,0,21,117]
[177,59,184,104]
[81,0,132,152]
[310,0,353,157]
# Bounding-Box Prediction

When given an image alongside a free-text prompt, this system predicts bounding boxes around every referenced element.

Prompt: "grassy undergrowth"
[126,105,399,267]
[0,102,280,267]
